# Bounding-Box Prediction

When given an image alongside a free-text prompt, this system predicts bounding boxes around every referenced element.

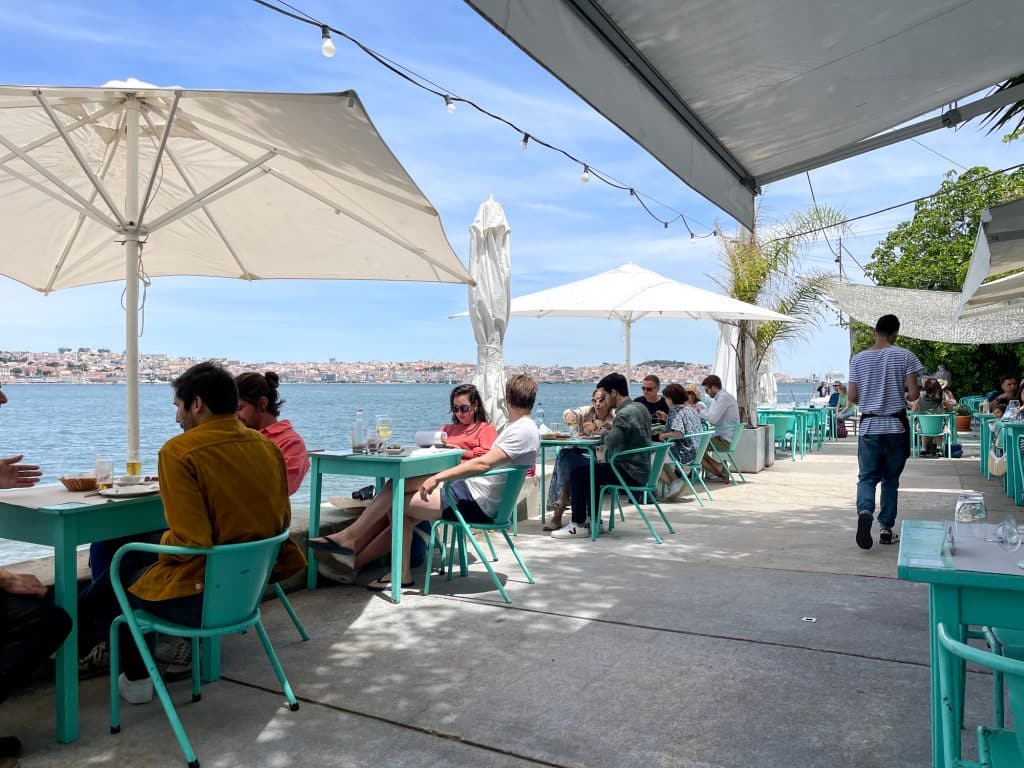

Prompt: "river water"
[0,380,816,564]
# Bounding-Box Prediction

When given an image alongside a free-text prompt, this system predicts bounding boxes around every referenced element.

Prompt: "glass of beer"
[126,450,142,477]
[95,459,113,490]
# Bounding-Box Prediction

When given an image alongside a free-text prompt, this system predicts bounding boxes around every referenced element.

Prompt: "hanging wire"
[249,0,1024,246]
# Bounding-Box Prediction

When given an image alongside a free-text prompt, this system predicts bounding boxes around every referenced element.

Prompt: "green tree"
[855,165,1024,394]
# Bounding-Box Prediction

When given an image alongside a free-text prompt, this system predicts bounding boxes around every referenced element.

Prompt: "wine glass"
[992,515,1021,552]
[376,415,393,453]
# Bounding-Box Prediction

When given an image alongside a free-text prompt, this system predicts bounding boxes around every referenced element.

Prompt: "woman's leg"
[367,483,444,587]
[313,476,429,550]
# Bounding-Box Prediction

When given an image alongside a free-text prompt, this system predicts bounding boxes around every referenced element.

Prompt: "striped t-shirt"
[848,346,924,435]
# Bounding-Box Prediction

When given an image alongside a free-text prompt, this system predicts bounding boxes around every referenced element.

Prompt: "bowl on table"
[115,475,145,486]
[59,475,97,492]
[385,445,404,456]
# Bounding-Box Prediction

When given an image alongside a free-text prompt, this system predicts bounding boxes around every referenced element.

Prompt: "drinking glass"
[991,515,1021,552]
[376,415,393,453]
[95,458,113,490]
[126,449,142,477]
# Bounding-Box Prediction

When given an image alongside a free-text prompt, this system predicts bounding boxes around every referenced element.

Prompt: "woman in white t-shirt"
[309,375,540,593]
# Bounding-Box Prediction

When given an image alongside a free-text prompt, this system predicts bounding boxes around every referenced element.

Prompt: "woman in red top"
[441,384,498,459]
[235,371,310,496]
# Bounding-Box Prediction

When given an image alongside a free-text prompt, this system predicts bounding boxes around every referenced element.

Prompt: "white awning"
[466,0,1024,227]
[958,197,1024,315]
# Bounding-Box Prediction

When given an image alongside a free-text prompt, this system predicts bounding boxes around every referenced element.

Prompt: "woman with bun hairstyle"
[235,371,310,495]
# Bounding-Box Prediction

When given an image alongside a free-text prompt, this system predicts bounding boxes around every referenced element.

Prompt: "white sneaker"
[118,673,153,705]
[666,478,685,499]
[551,521,587,538]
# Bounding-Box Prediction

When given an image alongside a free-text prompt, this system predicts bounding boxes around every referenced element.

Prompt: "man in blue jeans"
[848,314,923,549]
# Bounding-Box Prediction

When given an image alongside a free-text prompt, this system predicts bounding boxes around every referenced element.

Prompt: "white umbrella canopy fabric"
[507,263,792,380]
[957,197,1024,317]
[467,196,511,429]
[0,80,471,455]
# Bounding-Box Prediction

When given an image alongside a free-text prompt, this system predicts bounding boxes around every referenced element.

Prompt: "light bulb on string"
[520,133,530,151]
[320,26,336,58]
[580,165,591,183]
[444,95,456,113]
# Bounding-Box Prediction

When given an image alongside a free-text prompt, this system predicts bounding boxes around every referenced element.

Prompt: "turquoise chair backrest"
[487,465,530,527]
[938,623,1024,761]
[683,430,715,468]
[763,413,796,435]
[725,423,745,451]
[644,442,673,488]
[201,531,288,629]
[914,413,947,437]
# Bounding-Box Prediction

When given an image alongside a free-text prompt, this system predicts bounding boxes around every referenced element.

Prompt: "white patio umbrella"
[467,196,511,429]
[505,263,792,381]
[0,80,472,457]
[956,196,1024,318]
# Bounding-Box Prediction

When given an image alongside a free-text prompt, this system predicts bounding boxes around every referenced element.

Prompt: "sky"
[0,1,1020,377]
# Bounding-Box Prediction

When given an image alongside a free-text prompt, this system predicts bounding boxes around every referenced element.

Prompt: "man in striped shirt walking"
[847,314,923,550]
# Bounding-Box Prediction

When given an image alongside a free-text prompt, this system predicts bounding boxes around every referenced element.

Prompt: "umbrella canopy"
[957,197,1024,316]
[466,0,1024,227]
[467,196,511,429]
[505,263,792,380]
[0,80,471,455]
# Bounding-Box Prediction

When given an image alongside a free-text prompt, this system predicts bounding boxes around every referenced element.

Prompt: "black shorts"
[440,479,492,524]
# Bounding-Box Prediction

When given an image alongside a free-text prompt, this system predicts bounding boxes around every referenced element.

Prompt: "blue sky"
[0,0,1020,377]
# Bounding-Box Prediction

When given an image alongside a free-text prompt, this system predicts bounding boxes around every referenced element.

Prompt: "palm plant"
[981,73,1024,139]
[713,204,849,424]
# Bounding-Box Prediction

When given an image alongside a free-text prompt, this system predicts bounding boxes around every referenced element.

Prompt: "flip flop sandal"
[367,575,415,592]
[541,521,564,532]
[306,537,355,556]
[879,528,899,545]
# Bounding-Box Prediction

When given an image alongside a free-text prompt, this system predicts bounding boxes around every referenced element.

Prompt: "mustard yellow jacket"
[130,415,307,602]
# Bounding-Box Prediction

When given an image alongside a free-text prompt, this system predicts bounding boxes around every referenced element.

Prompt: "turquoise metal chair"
[662,430,715,506]
[424,465,533,604]
[986,627,1024,729]
[600,442,675,544]
[912,413,951,457]
[109,532,300,768]
[937,623,1024,768]
[709,423,746,484]
[761,413,798,460]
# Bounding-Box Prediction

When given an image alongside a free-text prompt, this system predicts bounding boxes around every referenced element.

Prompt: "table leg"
[540,444,547,525]
[390,476,405,604]
[589,449,597,542]
[929,584,961,768]
[981,421,991,478]
[306,468,323,590]
[53,519,79,743]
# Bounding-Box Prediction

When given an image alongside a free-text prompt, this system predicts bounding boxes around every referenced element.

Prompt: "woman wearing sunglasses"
[542,389,615,531]
[439,384,498,459]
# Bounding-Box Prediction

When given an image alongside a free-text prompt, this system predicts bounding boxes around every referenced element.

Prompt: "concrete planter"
[763,423,775,466]
[735,425,768,473]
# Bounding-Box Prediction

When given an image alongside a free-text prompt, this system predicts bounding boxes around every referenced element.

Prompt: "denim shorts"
[440,479,492,523]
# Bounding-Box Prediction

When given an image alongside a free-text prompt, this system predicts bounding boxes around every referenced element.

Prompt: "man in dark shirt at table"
[0,426,72,763]
[553,373,651,538]
[634,375,668,423]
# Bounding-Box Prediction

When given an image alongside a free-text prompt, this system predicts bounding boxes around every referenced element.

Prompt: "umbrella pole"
[624,318,632,386]
[124,98,141,461]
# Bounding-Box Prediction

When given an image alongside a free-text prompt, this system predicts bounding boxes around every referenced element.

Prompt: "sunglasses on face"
[452,404,474,414]
[591,397,605,404]
[642,387,656,392]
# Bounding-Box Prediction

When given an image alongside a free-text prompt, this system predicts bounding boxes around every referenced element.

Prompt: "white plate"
[98,483,160,498]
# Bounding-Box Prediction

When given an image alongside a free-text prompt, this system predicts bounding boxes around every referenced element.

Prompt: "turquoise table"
[306,449,463,603]
[758,409,808,458]
[898,519,1024,768]
[996,421,1024,504]
[538,437,600,540]
[0,485,183,743]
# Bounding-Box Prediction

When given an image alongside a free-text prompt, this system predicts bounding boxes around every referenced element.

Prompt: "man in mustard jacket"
[106,361,305,704]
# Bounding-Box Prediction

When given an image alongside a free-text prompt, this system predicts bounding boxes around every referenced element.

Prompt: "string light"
[520,133,529,151]
[580,165,591,183]
[320,25,335,57]
[444,95,456,113]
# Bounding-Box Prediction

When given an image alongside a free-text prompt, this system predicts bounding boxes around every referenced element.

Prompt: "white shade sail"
[958,197,1024,315]
[0,81,471,456]
[825,280,1024,344]
[466,0,1024,227]
[502,263,792,379]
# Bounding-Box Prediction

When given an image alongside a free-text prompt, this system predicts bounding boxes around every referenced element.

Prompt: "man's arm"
[705,395,725,425]
[157,449,214,549]
[905,374,920,404]
[0,455,42,489]
[847,383,858,405]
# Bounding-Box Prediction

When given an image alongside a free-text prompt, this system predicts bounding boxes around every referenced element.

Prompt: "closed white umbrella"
[506,263,792,381]
[957,197,1024,317]
[467,196,511,429]
[0,80,472,456]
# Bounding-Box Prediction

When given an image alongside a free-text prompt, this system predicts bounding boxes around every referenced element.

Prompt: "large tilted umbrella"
[505,263,791,381]
[0,80,472,456]
[467,196,511,429]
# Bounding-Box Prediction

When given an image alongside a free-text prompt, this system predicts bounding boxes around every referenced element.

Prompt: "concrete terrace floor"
[5,432,1015,768]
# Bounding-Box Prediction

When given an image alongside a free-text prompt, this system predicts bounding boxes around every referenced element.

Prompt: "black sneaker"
[856,514,873,550]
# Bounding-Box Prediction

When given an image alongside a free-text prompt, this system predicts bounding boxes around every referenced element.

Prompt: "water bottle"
[534,402,546,429]
[1003,400,1019,422]
[351,409,368,453]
